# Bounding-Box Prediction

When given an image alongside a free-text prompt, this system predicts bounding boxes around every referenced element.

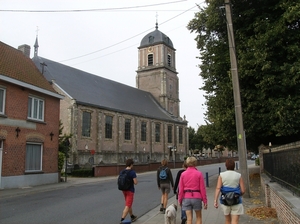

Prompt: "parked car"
[251,154,259,160]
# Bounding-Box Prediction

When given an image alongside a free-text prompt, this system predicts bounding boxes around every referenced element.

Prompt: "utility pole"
[224,0,250,198]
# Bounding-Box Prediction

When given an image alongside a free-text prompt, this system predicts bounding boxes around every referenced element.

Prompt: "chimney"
[18,44,31,58]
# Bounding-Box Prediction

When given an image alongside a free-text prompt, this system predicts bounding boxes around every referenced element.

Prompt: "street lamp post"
[172,146,177,168]
[268,142,275,182]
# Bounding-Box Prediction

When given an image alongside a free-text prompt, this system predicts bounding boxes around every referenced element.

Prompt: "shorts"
[182,198,202,211]
[123,190,134,207]
[220,203,244,215]
[160,183,170,194]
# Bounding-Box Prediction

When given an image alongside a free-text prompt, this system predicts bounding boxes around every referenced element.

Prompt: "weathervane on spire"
[36,26,39,37]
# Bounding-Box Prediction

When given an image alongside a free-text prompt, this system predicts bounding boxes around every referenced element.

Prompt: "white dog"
[164,204,177,224]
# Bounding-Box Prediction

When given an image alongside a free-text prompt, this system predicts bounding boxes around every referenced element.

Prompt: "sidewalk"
[134,164,279,224]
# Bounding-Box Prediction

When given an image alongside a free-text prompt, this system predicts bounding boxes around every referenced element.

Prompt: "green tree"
[188,0,300,151]
[188,127,197,154]
[58,121,72,172]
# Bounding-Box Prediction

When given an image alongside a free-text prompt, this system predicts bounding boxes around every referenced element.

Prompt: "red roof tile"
[0,41,56,93]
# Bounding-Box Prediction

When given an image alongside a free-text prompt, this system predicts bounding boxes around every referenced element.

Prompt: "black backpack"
[118,170,132,190]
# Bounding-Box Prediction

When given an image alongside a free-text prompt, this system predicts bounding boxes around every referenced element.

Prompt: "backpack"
[118,170,132,191]
[159,167,168,180]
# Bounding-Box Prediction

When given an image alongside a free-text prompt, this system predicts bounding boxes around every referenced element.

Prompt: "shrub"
[255,157,260,166]
[71,169,94,177]
[58,151,65,173]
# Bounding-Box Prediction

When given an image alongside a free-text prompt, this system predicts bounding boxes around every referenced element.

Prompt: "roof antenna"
[155,12,158,29]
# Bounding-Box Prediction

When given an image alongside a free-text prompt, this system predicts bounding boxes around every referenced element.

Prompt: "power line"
[0,0,187,12]
[60,4,199,63]
[70,23,188,67]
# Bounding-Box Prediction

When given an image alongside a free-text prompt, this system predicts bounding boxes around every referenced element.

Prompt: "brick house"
[32,24,189,167]
[0,41,63,189]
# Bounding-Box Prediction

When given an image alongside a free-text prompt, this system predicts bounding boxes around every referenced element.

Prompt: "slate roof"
[0,41,57,93]
[32,56,185,123]
[139,27,174,49]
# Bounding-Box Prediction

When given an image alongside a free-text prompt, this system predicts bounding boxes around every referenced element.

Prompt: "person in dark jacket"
[120,159,138,223]
[174,161,188,224]
[157,158,174,214]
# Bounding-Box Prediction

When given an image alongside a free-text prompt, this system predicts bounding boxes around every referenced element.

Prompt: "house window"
[168,54,171,66]
[105,115,113,139]
[0,87,5,114]
[155,123,160,142]
[148,54,153,66]
[125,119,131,140]
[25,143,42,171]
[82,111,91,137]
[141,121,147,141]
[28,96,44,121]
[168,125,172,143]
[179,127,183,144]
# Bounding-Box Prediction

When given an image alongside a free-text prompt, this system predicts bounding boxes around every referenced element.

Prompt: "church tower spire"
[34,36,39,57]
[34,27,39,57]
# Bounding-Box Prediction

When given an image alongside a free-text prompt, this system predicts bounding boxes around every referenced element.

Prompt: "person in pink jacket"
[178,156,208,224]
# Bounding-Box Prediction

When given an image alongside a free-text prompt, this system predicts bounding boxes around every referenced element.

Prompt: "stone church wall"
[65,104,187,167]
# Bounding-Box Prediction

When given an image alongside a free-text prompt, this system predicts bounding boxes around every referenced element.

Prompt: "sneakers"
[159,207,164,212]
[161,208,166,214]
[131,215,138,222]
[181,218,187,224]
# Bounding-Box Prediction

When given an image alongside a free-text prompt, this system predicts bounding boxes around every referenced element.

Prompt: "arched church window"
[179,127,183,144]
[155,123,160,142]
[141,121,147,142]
[105,115,113,139]
[167,125,172,143]
[82,111,91,137]
[125,119,131,140]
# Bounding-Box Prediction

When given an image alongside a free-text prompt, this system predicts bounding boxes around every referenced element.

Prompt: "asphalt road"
[0,161,251,224]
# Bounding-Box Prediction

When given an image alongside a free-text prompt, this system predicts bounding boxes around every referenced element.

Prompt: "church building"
[32,23,189,167]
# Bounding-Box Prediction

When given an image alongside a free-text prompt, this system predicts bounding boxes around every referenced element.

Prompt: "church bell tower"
[136,23,180,118]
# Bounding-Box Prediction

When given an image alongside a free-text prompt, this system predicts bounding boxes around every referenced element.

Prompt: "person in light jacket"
[178,156,207,224]
[213,158,245,224]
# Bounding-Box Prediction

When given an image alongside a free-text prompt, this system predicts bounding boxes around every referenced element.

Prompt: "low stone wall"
[93,157,238,177]
[261,173,300,224]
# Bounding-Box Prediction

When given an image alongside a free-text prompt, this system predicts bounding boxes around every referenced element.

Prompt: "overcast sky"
[1,0,207,129]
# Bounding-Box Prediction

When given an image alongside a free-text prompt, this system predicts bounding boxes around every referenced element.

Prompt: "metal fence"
[263,147,300,197]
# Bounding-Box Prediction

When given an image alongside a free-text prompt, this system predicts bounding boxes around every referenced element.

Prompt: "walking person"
[178,156,207,224]
[157,158,174,214]
[174,161,188,224]
[119,159,138,223]
[213,158,245,224]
